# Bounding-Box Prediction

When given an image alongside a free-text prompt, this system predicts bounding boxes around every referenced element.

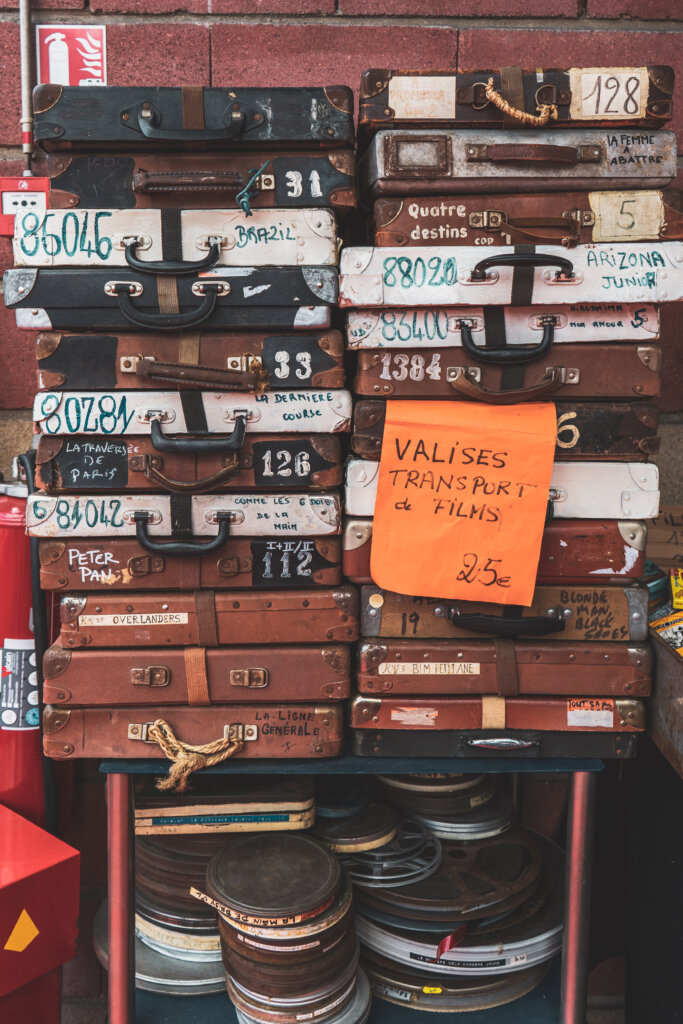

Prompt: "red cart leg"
[107,773,134,1024]
[560,770,597,1024]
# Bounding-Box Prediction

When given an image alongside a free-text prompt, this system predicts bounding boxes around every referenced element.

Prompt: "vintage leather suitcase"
[4,267,337,331]
[35,434,344,494]
[359,68,673,135]
[360,584,648,642]
[372,189,683,248]
[43,704,345,759]
[56,587,358,647]
[339,243,683,307]
[33,389,352,438]
[357,639,651,697]
[13,208,339,269]
[33,85,354,151]
[45,150,357,212]
[343,519,647,586]
[351,400,659,457]
[39,536,343,591]
[346,303,660,349]
[350,695,644,733]
[43,643,352,705]
[646,505,683,568]
[352,728,637,758]
[345,459,660,520]
[359,129,677,199]
[36,330,345,392]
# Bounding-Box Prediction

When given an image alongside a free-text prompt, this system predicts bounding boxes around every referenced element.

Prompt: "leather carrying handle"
[458,317,555,365]
[133,106,247,142]
[150,415,246,454]
[136,358,259,391]
[113,282,220,330]
[470,252,574,281]
[463,737,540,750]
[134,510,232,556]
[470,144,600,165]
[125,240,222,276]
[140,455,239,494]
[442,606,566,637]
[132,170,246,194]
[448,366,564,402]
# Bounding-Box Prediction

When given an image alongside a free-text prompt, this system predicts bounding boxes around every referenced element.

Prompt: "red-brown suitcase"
[57,587,358,648]
[343,519,647,587]
[372,189,683,248]
[349,695,644,732]
[39,537,343,591]
[357,639,651,697]
[35,330,346,392]
[43,643,352,705]
[42,704,345,760]
[35,434,344,494]
[351,399,659,459]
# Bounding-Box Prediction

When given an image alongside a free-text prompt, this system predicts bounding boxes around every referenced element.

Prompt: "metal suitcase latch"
[131,666,169,687]
[116,234,152,251]
[105,281,143,297]
[223,408,260,424]
[128,721,258,742]
[564,209,595,226]
[120,355,154,373]
[122,508,162,525]
[447,367,481,383]
[127,555,164,576]
[138,408,176,424]
[226,355,262,372]
[217,555,249,577]
[196,234,230,251]
[205,509,245,526]
[229,668,269,688]
[258,174,275,192]
[469,211,505,230]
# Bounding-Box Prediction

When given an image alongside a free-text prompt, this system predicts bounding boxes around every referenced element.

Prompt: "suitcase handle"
[135,358,262,392]
[469,253,574,282]
[124,239,222,276]
[134,510,232,556]
[457,316,555,365]
[447,366,564,402]
[131,104,247,143]
[112,281,222,330]
[467,143,602,165]
[438,606,566,637]
[139,453,240,494]
[463,737,540,751]
[149,415,246,454]
[132,170,246,194]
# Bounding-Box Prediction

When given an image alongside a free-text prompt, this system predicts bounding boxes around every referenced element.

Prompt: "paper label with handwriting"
[378,661,480,675]
[79,612,188,627]
[391,706,438,727]
[590,190,664,243]
[569,68,648,121]
[388,76,456,120]
[567,698,615,728]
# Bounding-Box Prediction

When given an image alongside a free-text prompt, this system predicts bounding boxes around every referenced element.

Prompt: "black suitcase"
[351,728,637,759]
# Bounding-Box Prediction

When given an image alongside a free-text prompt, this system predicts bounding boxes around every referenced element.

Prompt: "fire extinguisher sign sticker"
[1,639,39,730]
[36,26,107,87]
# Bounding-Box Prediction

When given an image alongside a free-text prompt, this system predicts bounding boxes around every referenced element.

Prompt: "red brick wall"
[0,4,680,419]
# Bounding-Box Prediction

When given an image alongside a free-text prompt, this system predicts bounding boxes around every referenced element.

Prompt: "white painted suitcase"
[344,458,659,520]
[26,492,341,539]
[346,303,659,349]
[33,390,352,436]
[339,243,683,307]
[13,209,339,269]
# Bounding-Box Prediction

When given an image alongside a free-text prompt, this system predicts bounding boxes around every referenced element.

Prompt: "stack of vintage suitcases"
[3,66,681,1016]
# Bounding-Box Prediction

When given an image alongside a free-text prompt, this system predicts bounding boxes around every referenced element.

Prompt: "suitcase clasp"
[131,666,169,687]
[469,211,505,230]
[205,509,245,526]
[224,723,258,741]
[229,668,269,688]
[258,174,275,192]
[105,281,143,297]
[223,408,261,424]
[137,408,176,424]
[447,367,481,384]
[127,555,164,576]
[116,234,152,251]
[226,355,262,373]
[120,355,154,373]
[196,233,230,251]
[122,508,162,525]
[192,280,231,297]
[548,487,567,503]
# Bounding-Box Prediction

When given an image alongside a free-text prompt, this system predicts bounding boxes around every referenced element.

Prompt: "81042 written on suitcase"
[343,519,647,587]
[36,330,346,391]
[43,704,345,759]
[43,643,352,705]
[357,639,651,697]
[359,129,677,199]
[4,266,337,331]
[351,727,638,759]
[33,85,355,151]
[45,151,357,212]
[359,67,673,134]
[56,587,358,647]
[360,584,648,642]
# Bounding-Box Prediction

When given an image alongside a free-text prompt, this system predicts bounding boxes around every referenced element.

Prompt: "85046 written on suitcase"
[33,85,355,151]
[45,151,357,212]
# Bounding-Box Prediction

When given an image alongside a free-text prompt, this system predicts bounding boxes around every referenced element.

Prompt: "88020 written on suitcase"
[45,151,357,212]
[33,85,355,151]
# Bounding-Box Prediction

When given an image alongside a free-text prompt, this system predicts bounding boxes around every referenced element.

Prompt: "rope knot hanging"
[148,718,244,792]
[484,78,558,127]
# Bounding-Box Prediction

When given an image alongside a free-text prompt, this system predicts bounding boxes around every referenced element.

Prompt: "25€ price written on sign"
[369,401,557,606]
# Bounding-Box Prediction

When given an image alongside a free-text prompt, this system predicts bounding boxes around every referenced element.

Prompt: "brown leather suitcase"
[357,639,651,697]
[351,399,659,459]
[360,584,648,642]
[35,330,346,392]
[351,727,637,758]
[57,587,358,648]
[372,189,683,248]
[39,537,343,591]
[646,505,683,568]
[35,434,344,494]
[43,704,345,759]
[343,519,646,587]
[43,643,352,705]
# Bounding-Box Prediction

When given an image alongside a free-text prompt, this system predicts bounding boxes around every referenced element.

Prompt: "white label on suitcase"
[569,68,648,121]
[388,76,456,120]
[32,390,352,436]
[339,244,683,307]
[567,698,615,727]
[346,303,659,348]
[79,612,189,627]
[590,191,664,243]
[391,706,439,726]
[379,662,480,675]
[12,209,338,268]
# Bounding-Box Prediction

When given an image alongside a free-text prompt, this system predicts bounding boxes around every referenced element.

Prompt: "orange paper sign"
[369,401,557,606]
